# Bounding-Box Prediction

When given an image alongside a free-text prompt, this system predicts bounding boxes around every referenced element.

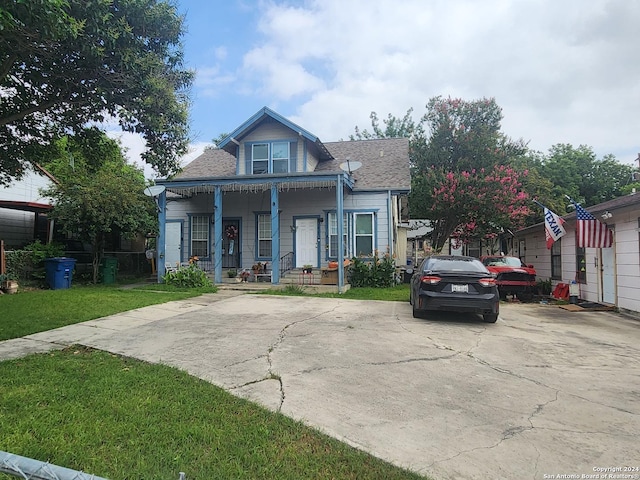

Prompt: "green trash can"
[100,256,118,284]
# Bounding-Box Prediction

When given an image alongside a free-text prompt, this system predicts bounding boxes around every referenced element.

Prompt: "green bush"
[348,252,396,288]
[163,263,212,288]
[5,241,65,284]
[537,278,552,295]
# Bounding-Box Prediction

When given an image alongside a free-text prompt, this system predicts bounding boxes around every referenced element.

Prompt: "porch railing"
[280,251,294,276]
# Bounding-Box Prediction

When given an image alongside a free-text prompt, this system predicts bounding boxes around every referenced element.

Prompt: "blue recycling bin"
[44,257,77,290]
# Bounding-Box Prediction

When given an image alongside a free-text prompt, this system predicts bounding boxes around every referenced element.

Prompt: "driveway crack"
[266,305,342,411]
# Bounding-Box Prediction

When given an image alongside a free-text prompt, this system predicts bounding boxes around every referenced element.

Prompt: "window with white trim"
[191,216,209,257]
[551,239,562,280]
[257,214,271,258]
[328,212,348,258]
[252,144,269,174]
[272,142,289,173]
[250,141,293,174]
[354,213,374,256]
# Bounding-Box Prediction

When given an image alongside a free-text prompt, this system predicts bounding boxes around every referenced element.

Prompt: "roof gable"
[218,106,332,160]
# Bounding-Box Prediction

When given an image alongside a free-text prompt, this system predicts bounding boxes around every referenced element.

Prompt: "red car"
[480,256,537,302]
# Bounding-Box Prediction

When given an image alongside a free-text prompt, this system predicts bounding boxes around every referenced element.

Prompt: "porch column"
[213,186,223,283]
[336,174,345,292]
[156,191,167,283]
[271,184,280,284]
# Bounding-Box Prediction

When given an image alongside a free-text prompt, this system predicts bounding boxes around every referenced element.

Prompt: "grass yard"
[0,347,426,480]
[0,284,217,341]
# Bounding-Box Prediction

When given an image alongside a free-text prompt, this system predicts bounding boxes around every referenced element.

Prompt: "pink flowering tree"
[416,165,530,251]
[352,96,531,252]
[410,97,530,251]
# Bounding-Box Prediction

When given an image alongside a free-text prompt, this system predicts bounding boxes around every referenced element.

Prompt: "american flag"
[574,202,613,248]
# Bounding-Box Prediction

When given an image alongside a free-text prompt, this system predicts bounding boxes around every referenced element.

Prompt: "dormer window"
[249,141,295,174]
[252,144,269,174]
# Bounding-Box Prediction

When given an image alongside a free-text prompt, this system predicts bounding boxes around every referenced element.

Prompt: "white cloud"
[230,0,639,162]
[106,130,210,180]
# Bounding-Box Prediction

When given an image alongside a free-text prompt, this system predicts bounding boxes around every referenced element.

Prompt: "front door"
[601,244,616,304]
[165,221,182,268]
[295,218,318,267]
[222,219,240,268]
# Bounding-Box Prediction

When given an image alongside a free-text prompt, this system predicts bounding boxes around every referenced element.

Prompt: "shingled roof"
[175,137,411,192]
[319,138,410,191]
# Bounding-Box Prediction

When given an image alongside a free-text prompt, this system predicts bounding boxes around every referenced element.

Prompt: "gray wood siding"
[165,189,392,270]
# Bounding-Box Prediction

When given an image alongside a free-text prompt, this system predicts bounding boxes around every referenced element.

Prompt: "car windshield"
[424,257,489,273]
[483,257,522,267]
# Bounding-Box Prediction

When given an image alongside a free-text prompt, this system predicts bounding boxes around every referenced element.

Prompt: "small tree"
[42,131,157,283]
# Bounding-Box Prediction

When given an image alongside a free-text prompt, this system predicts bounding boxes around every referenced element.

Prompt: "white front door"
[295,218,318,267]
[165,222,182,268]
[601,245,616,304]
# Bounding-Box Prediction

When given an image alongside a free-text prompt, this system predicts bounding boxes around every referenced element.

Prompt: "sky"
[113,0,640,178]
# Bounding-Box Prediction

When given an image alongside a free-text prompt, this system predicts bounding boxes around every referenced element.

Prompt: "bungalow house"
[155,107,411,289]
[514,192,640,317]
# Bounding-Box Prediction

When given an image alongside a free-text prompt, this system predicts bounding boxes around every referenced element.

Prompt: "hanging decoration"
[226,225,238,255]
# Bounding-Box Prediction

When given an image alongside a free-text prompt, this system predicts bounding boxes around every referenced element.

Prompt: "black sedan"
[409,255,500,323]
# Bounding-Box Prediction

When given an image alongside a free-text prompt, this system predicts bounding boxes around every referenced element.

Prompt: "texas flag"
[543,205,567,249]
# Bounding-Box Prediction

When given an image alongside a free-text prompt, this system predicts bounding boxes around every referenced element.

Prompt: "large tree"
[0,0,193,185]
[41,128,157,283]
[354,97,531,252]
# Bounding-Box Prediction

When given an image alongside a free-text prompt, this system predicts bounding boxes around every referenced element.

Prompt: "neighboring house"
[156,107,411,288]
[406,219,432,265]
[0,165,57,248]
[514,192,640,316]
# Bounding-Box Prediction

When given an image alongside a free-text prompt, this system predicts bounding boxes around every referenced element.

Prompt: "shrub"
[537,278,552,296]
[5,241,65,284]
[348,252,396,288]
[163,263,212,288]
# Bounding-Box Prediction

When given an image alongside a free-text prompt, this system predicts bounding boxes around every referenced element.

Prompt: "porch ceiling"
[161,172,353,197]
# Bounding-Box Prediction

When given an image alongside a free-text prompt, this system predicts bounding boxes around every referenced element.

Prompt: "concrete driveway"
[2,293,639,479]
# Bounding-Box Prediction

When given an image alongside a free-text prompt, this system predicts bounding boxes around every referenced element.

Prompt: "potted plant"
[302,264,313,274]
[0,273,19,294]
[227,269,237,278]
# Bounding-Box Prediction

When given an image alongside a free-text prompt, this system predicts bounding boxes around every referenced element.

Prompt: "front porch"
[156,172,354,290]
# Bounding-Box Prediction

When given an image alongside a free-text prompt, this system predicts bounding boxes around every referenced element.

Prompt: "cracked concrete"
[1,294,639,479]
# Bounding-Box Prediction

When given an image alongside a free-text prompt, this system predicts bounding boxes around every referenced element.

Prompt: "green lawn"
[0,284,217,341]
[0,347,426,480]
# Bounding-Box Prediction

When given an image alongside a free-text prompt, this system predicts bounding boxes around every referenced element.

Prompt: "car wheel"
[498,290,507,301]
[483,313,498,323]
[516,292,533,303]
[412,300,422,318]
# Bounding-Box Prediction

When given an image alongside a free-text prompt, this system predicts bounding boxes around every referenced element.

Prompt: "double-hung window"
[551,239,562,279]
[354,213,374,256]
[191,216,210,257]
[252,144,269,174]
[257,214,272,258]
[328,213,348,258]
[576,246,586,283]
[327,211,376,258]
[272,142,289,173]
[250,141,294,174]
